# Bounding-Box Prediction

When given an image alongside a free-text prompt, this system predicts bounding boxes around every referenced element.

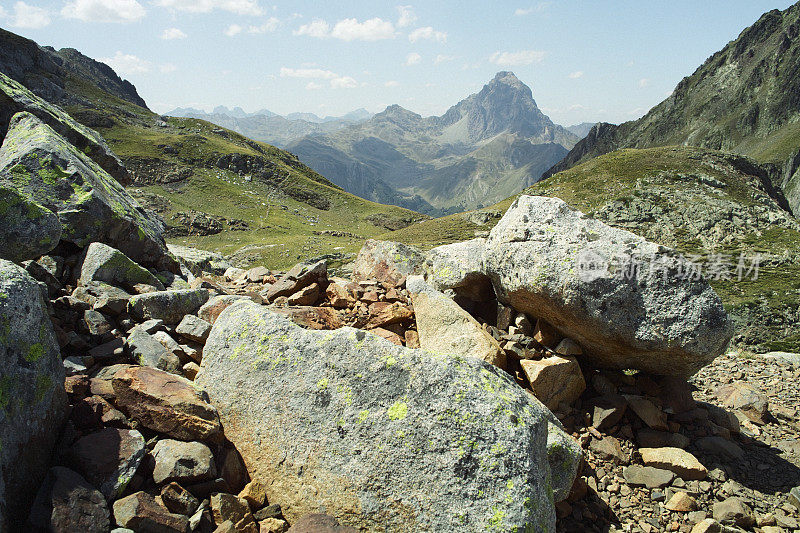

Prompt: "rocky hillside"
[0,28,427,270]
[289,72,579,215]
[166,106,372,149]
[544,3,800,213]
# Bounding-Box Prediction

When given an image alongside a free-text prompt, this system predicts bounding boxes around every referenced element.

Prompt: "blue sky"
[1,0,796,125]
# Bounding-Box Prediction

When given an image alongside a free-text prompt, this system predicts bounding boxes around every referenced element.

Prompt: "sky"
[1,0,796,125]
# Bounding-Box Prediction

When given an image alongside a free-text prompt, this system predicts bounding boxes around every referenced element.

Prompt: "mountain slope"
[544,2,800,213]
[0,27,426,269]
[289,72,578,215]
[166,107,372,149]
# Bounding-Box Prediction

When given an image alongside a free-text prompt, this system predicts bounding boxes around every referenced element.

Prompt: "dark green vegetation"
[289,72,579,216]
[0,27,426,270]
[545,2,800,211]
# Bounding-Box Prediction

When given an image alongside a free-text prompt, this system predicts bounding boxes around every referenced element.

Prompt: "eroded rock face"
[0,111,173,270]
[352,239,424,286]
[0,260,67,527]
[0,181,61,262]
[484,195,733,377]
[200,301,566,532]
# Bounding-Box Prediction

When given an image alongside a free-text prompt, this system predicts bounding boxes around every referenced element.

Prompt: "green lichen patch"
[387,401,408,421]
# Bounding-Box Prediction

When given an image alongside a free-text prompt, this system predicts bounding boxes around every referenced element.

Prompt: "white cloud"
[305,82,322,90]
[405,52,422,66]
[568,70,583,79]
[0,6,6,18]
[396,5,416,27]
[9,1,51,28]
[154,0,263,16]
[293,18,330,38]
[100,51,150,75]
[294,17,395,41]
[280,67,339,79]
[514,2,551,16]
[434,54,454,64]
[330,76,357,89]
[331,18,395,41]
[61,0,145,23]
[384,80,400,87]
[247,17,279,33]
[161,27,186,39]
[489,50,545,66]
[638,78,650,88]
[224,24,242,36]
[159,63,177,73]
[408,26,446,43]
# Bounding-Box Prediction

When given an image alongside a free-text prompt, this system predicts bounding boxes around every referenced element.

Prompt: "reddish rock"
[111,365,222,441]
[286,514,358,533]
[199,295,249,324]
[519,355,585,410]
[287,283,320,306]
[265,261,327,302]
[404,330,420,349]
[533,319,561,348]
[365,302,413,329]
[325,283,356,308]
[371,327,403,345]
[271,307,343,330]
[113,491,190,533]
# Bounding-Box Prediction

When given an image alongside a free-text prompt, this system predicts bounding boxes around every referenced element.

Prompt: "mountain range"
[286,72,580,215]
[165,106,373,149]
[544,3,800,212]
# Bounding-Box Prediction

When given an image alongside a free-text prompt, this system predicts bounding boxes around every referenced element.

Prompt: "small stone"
[176,315,213,343]
[84,309,112,337]
[640,447,707,480]
[28,466,110,533]
[239,480,268,510]
[326,283,355,308]
[712,497,754,528]
[287,283,320,306]
[183,361,201,380]
[126,326,180,373]
[665,492,697,512]
[625,395,669,431]
[128,289,210,324]
[715,382,769,424]
[365,301,413,329]
[151,439,216,484]
[555,337,582,356]
[622,465,675,488]
[260,518,289,533]
[253,504,283,522]
[88,338,125,361]
[589,436,627,464]
[113,491,190,533]
[210,493,258,533]
[161,482,200,516]
[520,355,586,410]
[532,319,560,348]
[690,519,722,533]
[591,395,627,430]
[69,428,145,500]
[787,486,800,511]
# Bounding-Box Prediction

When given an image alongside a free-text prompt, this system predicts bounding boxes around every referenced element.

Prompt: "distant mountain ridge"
[165,106,373,148]
[543,2,800,213]
[288,72,580,215]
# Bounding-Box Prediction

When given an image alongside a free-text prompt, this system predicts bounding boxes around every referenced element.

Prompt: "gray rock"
[0,260,67,526]
[198,294,249,325]
[0,182,61,262]
[29,466,109,533]
[789,486,800,511]
[622,465,675,488]
[712,497,754,528]
[199,301,567,531]
[352,239,424,286]
[79,242,164,290]
[128,289,210,324]
[69,428,145,500]
[546,422,582,503]
[0,111,174,270]
[113,491,190,533]
[0,72,129,183]
[483,196,733,377]
[126,326,181,373]
[167,244,232,276]
[763,351,800,367]
[424,238,493,300]
[696,436,745,460]
[160,482,200,517]
[175,315,212,343]
[151,439,216,484]
[265,259,328,302]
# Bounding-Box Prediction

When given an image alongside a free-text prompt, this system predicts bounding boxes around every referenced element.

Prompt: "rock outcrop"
[200,301,573,531]
[0,259,67,527]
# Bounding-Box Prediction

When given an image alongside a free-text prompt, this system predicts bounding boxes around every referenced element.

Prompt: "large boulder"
[424,238,494,301]
[0,72,129,183]
[128,289,209,324]
[79,242,164,290]
[0,260,67,527]
[483,196,733,377]
[199,301,575,532]
[0,181,61,262]
[0,111,174,270]
[352,239,424,286]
